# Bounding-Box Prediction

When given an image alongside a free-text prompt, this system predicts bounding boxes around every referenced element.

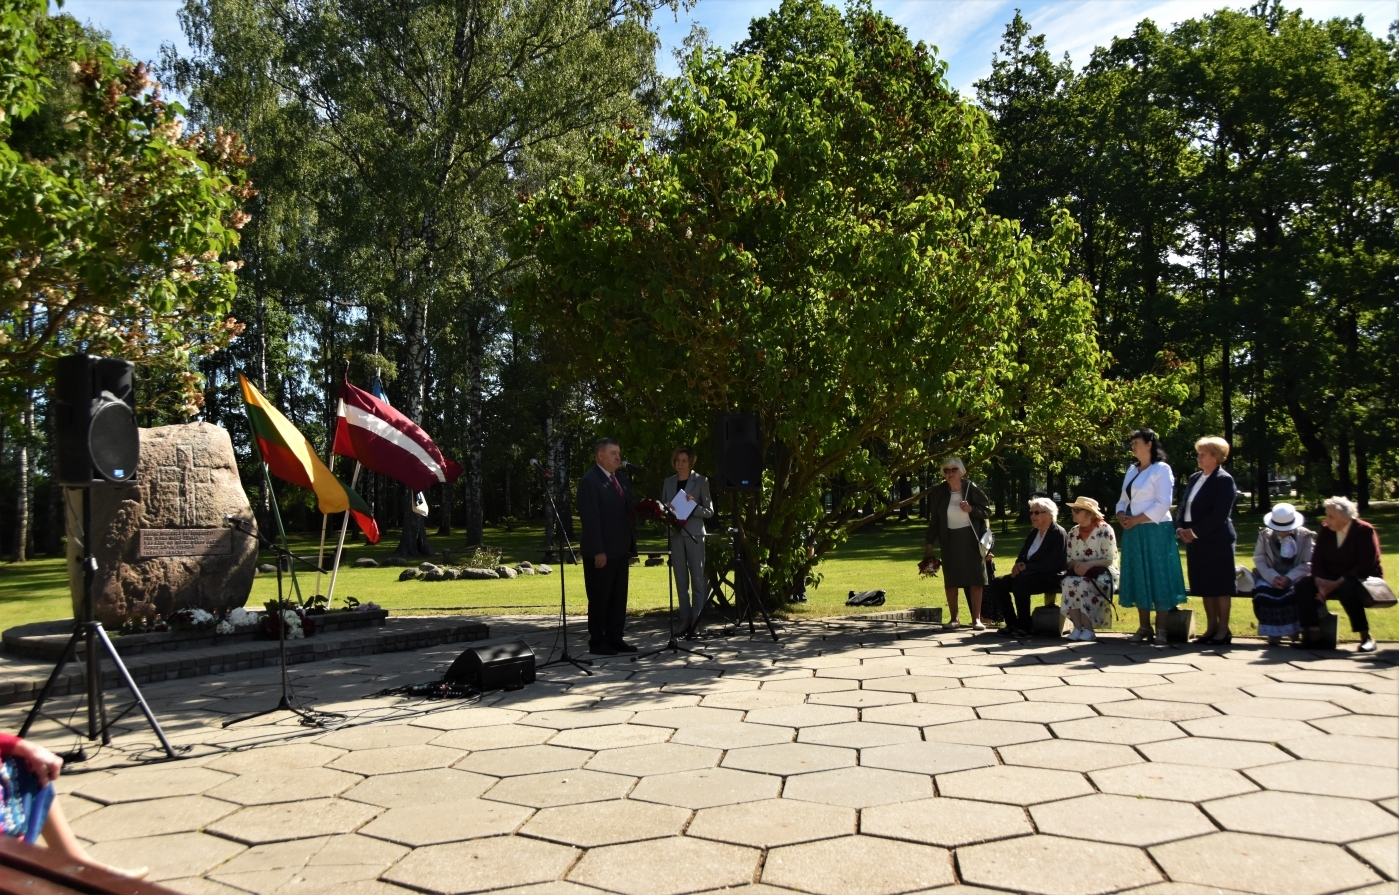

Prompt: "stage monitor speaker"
[444,639,536,692]
[713,412,762,492]
[55,354,139,487]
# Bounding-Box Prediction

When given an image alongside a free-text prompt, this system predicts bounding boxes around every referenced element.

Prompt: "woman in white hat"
[1251,503,1314,646]
[1060,496,1119,641]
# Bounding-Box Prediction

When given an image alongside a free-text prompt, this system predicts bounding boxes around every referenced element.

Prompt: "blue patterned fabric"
[1118,520,1187,611]
[1,756,54,844]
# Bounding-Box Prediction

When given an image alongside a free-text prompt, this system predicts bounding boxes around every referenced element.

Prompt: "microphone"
[529,458,552,478]
[620,460,642,471]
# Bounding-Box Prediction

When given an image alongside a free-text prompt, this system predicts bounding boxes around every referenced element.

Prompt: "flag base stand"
[533,464,591,677]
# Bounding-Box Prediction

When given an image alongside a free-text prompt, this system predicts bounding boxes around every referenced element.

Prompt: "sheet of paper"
[669,493,696,521]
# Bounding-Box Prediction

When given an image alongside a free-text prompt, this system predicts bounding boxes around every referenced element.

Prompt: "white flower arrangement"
[215,620,235,635]
[226,607,259,627]
[282,610,305,640]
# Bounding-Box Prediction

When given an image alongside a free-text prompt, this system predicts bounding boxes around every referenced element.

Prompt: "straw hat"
[1264,502,1304,532]
[1065,496,1103,517]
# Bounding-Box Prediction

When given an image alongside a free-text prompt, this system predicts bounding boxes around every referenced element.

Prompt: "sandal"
[1129,627,1154,643]
[944,620,961,631]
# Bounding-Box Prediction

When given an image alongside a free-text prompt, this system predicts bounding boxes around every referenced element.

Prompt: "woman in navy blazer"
[1176,436,1238,644]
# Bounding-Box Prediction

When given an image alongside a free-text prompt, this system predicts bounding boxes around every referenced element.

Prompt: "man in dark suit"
[991,497,1068,636]
[577,438,637,654]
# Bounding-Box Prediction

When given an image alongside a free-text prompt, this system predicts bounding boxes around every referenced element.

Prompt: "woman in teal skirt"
[1115,428,1186,644]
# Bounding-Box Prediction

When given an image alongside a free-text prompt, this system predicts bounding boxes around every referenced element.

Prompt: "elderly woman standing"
[1251,503,1314,646]
[1176,436,1238,644]
[1293,497,1383,653]
[921,457,992,630]
[1116,428,1186,644]
[1061,497,1119,642]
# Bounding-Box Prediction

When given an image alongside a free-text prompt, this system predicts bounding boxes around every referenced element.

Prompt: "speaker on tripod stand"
[21,355,176,759]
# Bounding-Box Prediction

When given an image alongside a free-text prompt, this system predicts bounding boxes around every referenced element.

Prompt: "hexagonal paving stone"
[965,674,1065,691]
[430,724,554,751]
[1211,697,1346,721]
[1138,737,1293,770]
[669,723,793,749]
[1245,760,1399,800]
[861,676,960,693]
[631,706,743,728]
[234,834,407,893]
[1152,831,1380,895]
[1098,700,1221,722]
[1202,790,1397,843]
[199,836,328,894]
[1311,714,1399,738]
[763,835,953,895]
[998,739,1143,773]
[815,665,911,681]
[976,701,1096,723]
[1350,834,1399,881]
[687,798,854,847]
[73,766,234,804]
[84,831,246,882]
[71,795,240,842]
[721,742,855,776]
[207,744,346,774]
[1091,763,1258,803]
[630,767,779,809]
[384,835,579,894]
[1132,685,1250,705]
[1330,692,1399,716]
[357,798,532,846]
[916,688,1024,707]
[315,723,439,750]
[862,797,1032,847]
[485,769,634,808]
[860,703,977,728]
[782,766,932,809]
[699,690,806,710]
[408,706,526,731]
[519,799,689,847]
[744,704,858,728]
[1026,685,1136,704]
[328,744,465,776]
[1179,715,1321,743]
[569,835,759,895]
[921,719,1051,747]
[1243,682,1358,701]
[1050,716,1186,745]
[808,690,912,708]
[936,764,1092,806]
[205,767,363,806]
[457,745,591,777]
[959,834,1162,895]
[516,708,636,730]
[585,743,720,776]
[860,741,997,776]
[207,798,383,845]
[1281,734,1397,768]
[341,768,496,809]
[548,723,672,750]
[1031,793,1216,846]
[798,722,920,749]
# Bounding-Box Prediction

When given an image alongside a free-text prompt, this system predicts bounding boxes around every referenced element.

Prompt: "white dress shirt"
[946,490,972,529]
[1182,471,1208,523]
[1116,462,1175,523]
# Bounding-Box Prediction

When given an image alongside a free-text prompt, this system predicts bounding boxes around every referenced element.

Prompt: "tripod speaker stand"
[21,487,176,760]
[691,520,779,642]
[531,460,592,675]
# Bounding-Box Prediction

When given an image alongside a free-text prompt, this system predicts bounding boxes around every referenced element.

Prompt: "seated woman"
[1,733,146,877]
[1060,497,1119,642]
[1293,497,1383,653]
[1251,503,1314,646]
[989,497,1067,637]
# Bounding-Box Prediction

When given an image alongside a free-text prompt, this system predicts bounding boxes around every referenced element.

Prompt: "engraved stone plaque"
[139,528,234,558]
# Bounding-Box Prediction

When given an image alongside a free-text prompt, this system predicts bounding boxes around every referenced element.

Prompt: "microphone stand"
[223,513,344,727]
[531,462,592,675]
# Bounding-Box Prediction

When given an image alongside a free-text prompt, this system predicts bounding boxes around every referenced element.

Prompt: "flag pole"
[325,462,361,606]
[315,453,334,598]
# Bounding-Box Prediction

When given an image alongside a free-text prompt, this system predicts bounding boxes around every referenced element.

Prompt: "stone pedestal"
[1163,608,1196,643]
[68,423,258,626]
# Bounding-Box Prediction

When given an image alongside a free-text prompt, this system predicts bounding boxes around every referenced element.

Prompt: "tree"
[516,0,1176,604]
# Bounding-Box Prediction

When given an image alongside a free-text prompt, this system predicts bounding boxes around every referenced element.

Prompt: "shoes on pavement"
[1129,628,1153,643]
[944,620,961,631]
[1155,627,1170,645]
[1067,628,1082,641]
[1079,628,1097,642]
[611,641,639,653]
[972,620,986,631]
[1359,635,1377,653]
[589,642,618,656]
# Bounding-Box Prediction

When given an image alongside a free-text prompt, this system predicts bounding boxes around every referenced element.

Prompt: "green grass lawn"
[3,506,1397,642]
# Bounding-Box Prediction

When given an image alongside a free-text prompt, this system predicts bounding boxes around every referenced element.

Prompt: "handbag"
[1,757,53,844]
[1235,565,1255,595]
[977,527,995,559]
[1361,577,1396,608]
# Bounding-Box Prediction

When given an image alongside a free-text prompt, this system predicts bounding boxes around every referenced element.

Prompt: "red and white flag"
[333,380,463,491]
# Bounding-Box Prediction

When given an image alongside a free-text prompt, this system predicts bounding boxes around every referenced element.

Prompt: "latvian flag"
[333,379,463,492]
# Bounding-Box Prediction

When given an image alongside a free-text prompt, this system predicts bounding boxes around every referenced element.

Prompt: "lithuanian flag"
[239,374,380,543]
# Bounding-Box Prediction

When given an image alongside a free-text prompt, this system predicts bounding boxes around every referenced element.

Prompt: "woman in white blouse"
[1115,428,1187,643]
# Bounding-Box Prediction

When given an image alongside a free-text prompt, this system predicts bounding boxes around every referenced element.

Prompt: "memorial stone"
[68,422,259,626]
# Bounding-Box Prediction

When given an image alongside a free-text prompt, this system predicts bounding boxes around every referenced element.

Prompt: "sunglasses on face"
[942,468,959,474]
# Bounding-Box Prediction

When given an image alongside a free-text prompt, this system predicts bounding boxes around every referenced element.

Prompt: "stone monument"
[67,422,259,626]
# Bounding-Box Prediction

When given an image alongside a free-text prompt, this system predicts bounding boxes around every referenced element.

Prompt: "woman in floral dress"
[1060,497,1119,642]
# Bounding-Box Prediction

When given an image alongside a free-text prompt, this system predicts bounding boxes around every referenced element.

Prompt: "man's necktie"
[609,474,624,499]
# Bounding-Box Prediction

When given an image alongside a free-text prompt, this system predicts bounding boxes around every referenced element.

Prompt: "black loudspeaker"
[713,413,762,492]
[444,640,536,692]
[55,354,139,487]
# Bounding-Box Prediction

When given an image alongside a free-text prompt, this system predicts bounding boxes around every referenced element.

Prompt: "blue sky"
[57,0,1396,96]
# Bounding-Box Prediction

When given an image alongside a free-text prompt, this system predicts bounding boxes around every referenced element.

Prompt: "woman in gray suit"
[661,446,715,632]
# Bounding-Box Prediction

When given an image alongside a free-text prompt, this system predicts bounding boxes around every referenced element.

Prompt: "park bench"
[0,836,176,895]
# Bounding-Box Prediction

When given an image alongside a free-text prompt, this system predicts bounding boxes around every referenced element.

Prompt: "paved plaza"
[5,617,1397,895]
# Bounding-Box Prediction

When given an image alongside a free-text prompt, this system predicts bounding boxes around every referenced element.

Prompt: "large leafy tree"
[516,0,1173,603]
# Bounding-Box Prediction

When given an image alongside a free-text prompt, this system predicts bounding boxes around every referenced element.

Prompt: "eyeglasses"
[942,468,959,474]
[1030,510,1047,515]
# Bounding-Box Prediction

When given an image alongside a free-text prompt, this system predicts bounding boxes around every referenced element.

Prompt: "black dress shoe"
[590,643,618,656]
[611,641,639,653]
